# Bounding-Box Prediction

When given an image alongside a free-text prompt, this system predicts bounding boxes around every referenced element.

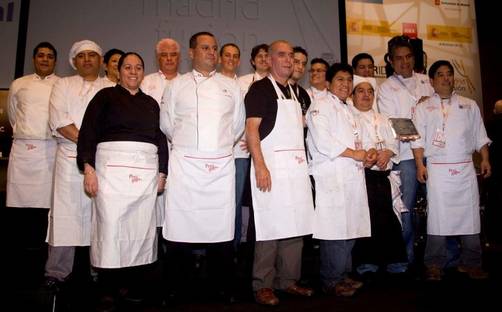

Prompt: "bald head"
[267,40,293,84]
[494,99,502,114]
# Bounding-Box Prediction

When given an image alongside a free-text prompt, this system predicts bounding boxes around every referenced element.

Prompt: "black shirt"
[245,77,300,140]
[77,85,168,173]
[291,83,311,115]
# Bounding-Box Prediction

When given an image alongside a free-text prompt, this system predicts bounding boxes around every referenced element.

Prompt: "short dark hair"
[103,48,125,65]
[250,43,269,70]
[33,41,57,60]
[220,43,240,57]
[117,52,145,71]
[189,31,215,49]
[293,46,308,59]
[387,35,414,60]
[311,57,329,69]
[428,60,454,79]
[351,53,374,69]
[326,63,353,83]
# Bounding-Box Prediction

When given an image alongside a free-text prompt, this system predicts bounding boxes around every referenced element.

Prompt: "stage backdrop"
[346,0,482,107]
[0,0,20,88]
[17,0,341,86]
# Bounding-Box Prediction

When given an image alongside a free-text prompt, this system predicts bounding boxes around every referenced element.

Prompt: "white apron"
[163,74,236,243]
[91,141,159,268]
[426,156,480,236]
[6,139,57,208]
[312,98,371,240]
[47,143,92,246]
[251,77,314,241]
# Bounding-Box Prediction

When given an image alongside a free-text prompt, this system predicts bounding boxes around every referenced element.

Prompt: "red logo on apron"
[295,155,305,164]
[449,168,461,176]
[129,174,142,183]
[205,164,219,172]
[25,143,37,150]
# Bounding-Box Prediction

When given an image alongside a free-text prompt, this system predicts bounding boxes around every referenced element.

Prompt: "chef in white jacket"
[411,60,491,281]
[307,63,375,297]
[6,42,59,252]
[159,32,245,301]
[377,36,434,271]
[44,40,112,287]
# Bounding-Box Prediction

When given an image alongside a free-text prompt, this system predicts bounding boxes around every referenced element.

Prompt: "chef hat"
[68,40,103,70]
[352,75,377,93]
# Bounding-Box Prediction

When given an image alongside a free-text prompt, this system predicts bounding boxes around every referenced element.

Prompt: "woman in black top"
[77,52,168,307]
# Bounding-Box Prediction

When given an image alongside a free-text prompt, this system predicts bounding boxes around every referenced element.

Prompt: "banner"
[346,0,482,106]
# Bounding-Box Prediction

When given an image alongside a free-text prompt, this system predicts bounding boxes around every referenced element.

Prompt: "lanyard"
[335,94,360,140]
[440,97,451,132]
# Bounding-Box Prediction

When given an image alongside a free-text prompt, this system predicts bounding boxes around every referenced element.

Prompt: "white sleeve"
[472,101,491,151]
[307,102,348,160]
[410,103,426,149]
[159,82,174,141]
[377,83,398,118]
[49,78,73,137]
[233,83,246,144]
[7,80,18,128]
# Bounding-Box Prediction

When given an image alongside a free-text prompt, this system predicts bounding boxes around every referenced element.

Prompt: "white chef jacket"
[47,75,111,246]
[377,72,434,161]
[141,71,179,104]
[411,92,491,235]
[160,70,245,242]
[350,107,399,171]
[306,93,371,240]
[8,73,59,139]
[306,86,328,101]
[6,73,59,209]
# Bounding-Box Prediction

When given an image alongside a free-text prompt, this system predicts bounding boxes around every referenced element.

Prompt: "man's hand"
[352,149,367,162]
[364,148,377,168]
[255,163,272,192]
[416,164,428,183]
[376,149,393,170]
[239,140,248,152]
[480,159,492,178]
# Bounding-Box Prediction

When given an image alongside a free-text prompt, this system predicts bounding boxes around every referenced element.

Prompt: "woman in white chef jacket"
[307,63,376,296]
[77,52,168,303]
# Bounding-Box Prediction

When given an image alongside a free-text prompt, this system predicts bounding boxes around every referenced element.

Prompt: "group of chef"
[5,32,492,306]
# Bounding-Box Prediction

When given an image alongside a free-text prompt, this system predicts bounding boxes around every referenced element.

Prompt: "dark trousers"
[164,240,235,295]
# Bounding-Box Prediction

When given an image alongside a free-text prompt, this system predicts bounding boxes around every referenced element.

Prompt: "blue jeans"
[234,158,250,249]
[424,234,482,269]
[393,159,418,269]
[320,239,355,287]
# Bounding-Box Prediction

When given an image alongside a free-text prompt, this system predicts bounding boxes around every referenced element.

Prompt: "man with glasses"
[307,57,329,100]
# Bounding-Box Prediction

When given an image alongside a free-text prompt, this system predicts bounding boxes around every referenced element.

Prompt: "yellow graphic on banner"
[427,25,472,43]
[347,18,400,37]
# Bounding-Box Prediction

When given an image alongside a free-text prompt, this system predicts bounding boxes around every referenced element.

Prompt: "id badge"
[432,128,446,148]
[354,138,363,150]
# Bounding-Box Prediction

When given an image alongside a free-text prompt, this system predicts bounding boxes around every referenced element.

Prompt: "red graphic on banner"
[402,23,417,38]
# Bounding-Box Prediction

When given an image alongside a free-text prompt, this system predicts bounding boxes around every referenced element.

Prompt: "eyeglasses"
[309,69,327,73]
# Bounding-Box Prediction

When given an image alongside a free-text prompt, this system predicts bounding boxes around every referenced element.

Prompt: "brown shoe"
[457,266,489,280]
[322,282,356,297]
[255,288,279,306]
[344,277,363,289]
[425,265,442,281]
[284,284,314,297]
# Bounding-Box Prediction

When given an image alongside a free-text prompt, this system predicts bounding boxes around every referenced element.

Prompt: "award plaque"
[389,118,421,140]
